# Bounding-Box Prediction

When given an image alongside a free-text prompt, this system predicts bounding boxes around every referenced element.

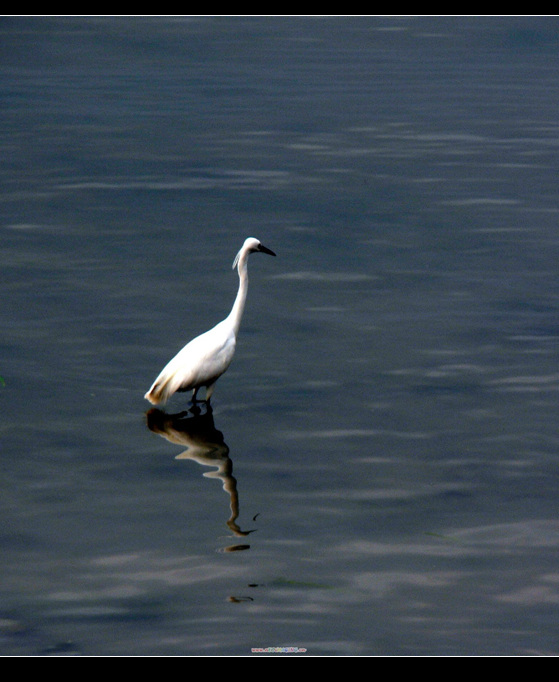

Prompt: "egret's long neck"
[228,251,249,336]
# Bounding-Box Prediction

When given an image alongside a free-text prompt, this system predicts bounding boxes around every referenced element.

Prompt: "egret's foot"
[189,402,201,416]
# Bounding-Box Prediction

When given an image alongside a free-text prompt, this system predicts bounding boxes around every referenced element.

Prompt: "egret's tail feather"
[144,380,169,405]
[144,387,161,405]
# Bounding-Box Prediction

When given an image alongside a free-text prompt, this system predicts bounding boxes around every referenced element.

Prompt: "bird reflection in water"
[145,405,256,551]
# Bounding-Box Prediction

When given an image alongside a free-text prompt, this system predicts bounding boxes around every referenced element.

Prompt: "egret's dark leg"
[189,387,201,414]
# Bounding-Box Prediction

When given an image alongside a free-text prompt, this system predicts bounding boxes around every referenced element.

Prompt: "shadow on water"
[145,405,257,552]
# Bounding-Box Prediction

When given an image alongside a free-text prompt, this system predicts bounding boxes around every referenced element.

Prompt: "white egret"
[144,237,276,406]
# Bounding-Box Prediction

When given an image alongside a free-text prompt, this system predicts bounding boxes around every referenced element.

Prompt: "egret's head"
[246,237,276,256]
[233,238,276,269]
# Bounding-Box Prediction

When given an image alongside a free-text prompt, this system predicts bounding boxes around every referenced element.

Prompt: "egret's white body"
[144,237,275,406]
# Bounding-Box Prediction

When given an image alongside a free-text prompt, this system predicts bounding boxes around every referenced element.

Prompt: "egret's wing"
[144,322,236,405]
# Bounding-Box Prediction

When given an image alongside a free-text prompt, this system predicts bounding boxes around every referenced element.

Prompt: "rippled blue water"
[2,15,559,656]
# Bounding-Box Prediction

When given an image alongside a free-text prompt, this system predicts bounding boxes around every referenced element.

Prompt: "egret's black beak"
[258,244,276,257]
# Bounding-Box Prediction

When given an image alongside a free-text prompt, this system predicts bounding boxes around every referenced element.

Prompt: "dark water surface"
[2,16,559,656]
